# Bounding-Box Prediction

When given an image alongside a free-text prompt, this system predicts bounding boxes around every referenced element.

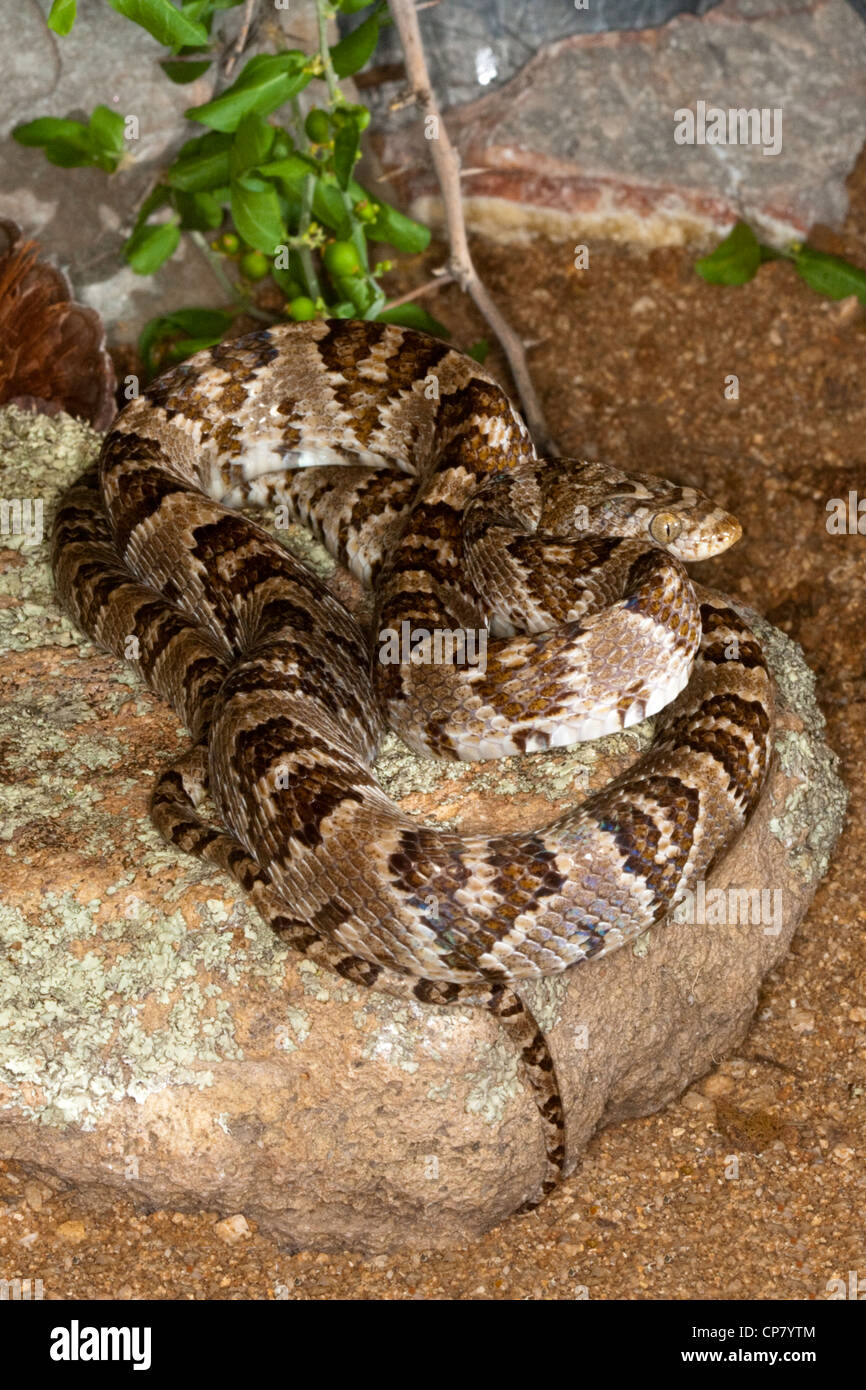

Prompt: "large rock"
[0,0,321,344]
[374,0,866,248]
[0,407,845,1252]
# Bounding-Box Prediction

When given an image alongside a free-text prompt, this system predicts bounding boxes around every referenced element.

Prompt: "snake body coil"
[52,320,774,1208]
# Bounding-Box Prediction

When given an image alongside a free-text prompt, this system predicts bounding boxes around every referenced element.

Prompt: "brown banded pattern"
[51,319,774,1212]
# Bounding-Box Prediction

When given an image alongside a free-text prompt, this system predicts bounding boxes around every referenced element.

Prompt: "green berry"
[333,103,371,132]
[288,296,317,321]
[323,239,361,278]
[239,250,270,281]
[218,232,240,255]
[304,109,331,144]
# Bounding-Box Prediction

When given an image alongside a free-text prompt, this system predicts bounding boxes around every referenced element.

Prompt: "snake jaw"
[665,509,742,563]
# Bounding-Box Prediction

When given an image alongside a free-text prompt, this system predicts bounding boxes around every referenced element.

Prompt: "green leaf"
[791,246,866,304]
[365,194,430,255]
[178,0,215,24]
[12,115,113,170]
[229,177,285,254]
[48,144,102,168]
[160,58,212,83]
[89,105,126,155]
[258,153,317,196]
[134,184,172,230]
[187,52,311,132]
[166,334,224,358]
[377,303,449,337]
[124,221,181,274]
[312,184,351,239]
[333,119,360,191]
[139,306,233,375]
[12,116,90,148]
[46,0,77,35]
[695,221,762,286]
[171,188,224,229]
[16,105,124,173]
[337,0,373,12]
[174,128,232,159]
[271,266,300,298]
[233,171,269,193]
[466,338,490,363]
[167,131,232,190]
[340,274,376,315]
[106,0,209,49]
[330,9,383,78]
[230,112,276,175]
[146,306,232,339]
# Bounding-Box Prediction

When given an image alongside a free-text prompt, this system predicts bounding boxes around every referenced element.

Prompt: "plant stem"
[314,0,383,316]
[388,0,556,452]
[190,231,276,324]
[224,0,258,79]
[290,96,324,302]
[315,0,340,103]
[384,271,453,310]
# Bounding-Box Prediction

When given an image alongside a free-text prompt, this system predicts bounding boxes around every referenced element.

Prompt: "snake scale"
[51,318,774,1210]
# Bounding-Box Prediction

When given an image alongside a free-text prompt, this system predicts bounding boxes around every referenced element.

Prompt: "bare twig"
[224,0,258,78]
[190,232,277,324]
[384,270,454,311]
[387,0,555,453]
[376,161,422,181]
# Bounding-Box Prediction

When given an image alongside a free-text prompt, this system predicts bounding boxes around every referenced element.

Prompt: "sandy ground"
[2,155,866,1302]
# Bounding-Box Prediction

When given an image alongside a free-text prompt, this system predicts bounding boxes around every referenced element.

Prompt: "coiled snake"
[52,319,774,1210]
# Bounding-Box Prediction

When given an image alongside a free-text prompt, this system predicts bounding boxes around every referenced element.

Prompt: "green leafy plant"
[15,0,440,375]
[696,221,866,305]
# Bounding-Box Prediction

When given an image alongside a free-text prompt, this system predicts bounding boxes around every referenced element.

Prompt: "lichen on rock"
[0,405,847,1252]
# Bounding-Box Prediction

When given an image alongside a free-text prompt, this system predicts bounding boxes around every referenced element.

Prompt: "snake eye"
[649,511,683,545]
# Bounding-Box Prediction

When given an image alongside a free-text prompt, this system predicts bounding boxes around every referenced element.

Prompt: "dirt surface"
[3,153,866,1302]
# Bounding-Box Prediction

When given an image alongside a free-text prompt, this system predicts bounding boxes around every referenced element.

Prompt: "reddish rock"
[0,407,846,1252]
[375,0,866,248]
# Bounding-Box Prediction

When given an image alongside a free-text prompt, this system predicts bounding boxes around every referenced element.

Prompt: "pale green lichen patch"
[362,1018,421,1073]
[275,1006,312,1051]
[375,715,655,812]
[520,972,570,1033]
[0,407,101,655]
[294,957,362,1006]
[0,872,335,1125]
[375,734,456,799]
[465,1035,522,1126]
[769,728,846,882]
[0,892,244,1125]
[256,514,337,583]
[468,723,654,803]
[1,778,105,847]
[741,610,847,884]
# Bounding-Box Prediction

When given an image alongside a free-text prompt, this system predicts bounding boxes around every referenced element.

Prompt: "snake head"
[532,462,744,563]
[647,494,742,562]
